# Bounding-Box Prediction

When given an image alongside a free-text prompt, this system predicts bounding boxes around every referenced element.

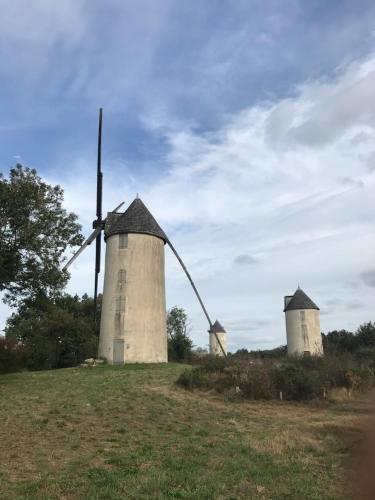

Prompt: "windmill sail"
[62,227,102,271]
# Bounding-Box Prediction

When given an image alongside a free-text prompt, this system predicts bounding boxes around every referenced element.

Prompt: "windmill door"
[113,339,125,363]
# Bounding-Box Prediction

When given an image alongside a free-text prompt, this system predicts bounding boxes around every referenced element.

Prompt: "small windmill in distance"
[63,109,227,362]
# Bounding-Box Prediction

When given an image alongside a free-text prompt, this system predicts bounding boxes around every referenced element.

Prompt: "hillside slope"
[0,364,367,499]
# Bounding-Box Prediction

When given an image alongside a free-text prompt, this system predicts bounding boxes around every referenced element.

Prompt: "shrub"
[177,368,209,389]
[0,336,26,374]
[4,294,98,371]
[271,364,317,400]
[236,365,276,399]
[195,354,227,372]
[354,348,375,368]
[177,352,375,401]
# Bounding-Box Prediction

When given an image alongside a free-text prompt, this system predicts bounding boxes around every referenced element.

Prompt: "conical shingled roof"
[210,320,226,333]
[104,198,167,242]
[283,287,319,312]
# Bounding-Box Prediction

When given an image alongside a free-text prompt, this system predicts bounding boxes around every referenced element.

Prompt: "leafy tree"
[234,348,249,356]
[0,164,83,306]
[167,306,193,362]
[322,324,375,354]
[192,347,209,358]
[322,330,357,354]
[356,322,375,348]
[5,294,100,370]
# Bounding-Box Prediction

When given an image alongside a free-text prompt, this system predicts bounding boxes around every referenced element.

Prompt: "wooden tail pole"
[166,239,227,358]
[96,108,103,221]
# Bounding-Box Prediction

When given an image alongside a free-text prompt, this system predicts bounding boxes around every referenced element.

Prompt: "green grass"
[0,363,369,499]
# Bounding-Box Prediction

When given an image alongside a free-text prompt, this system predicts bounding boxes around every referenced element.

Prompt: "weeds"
[177,353,375,400]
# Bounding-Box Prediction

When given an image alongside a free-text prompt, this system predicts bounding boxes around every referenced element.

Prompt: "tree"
[233,348,249,357]
[167,306,193,362]
[323,330,349,354]
[356,322,375,348]
[0,164,83,306]
[5,294,100,371]
[323,329,358,354]
[192,347,208,358]
[322,324,375,354]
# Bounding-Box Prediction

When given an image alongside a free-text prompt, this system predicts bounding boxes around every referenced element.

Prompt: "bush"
[234,365,276,399]
[0,337,26,374]
[354,347,375,368]
[271,364,317,400]
[4,293,99,372]
[177,368,209,390]
[177,352,375,401]
[195,354,227,372]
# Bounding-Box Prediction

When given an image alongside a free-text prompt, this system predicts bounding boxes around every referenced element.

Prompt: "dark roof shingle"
[210,320,226,333]
[104,198,167,242]
[283,287,319,312]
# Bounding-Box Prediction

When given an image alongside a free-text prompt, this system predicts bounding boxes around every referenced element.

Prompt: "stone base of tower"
[285,309,323,356]
[98,342,168,364]
[98,232,168,364]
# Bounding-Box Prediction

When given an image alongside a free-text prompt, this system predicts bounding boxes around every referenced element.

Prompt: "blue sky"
[1,0,375,351]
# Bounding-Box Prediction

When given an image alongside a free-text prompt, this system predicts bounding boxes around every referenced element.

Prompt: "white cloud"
[143,54,375,348]
[0,1,88,73]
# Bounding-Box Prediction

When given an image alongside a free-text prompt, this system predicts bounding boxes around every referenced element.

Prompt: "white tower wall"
[209,332,227,357]
[99,232,167,363]
[285,309,323,356]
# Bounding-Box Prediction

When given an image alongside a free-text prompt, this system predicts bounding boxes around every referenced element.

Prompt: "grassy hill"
[0,363,368,499]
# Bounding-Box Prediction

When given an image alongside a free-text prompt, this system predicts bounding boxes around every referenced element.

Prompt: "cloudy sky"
[1,0,375,351]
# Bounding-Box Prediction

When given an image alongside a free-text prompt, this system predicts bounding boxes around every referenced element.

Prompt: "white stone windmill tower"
[283,286,323,356]
[98,198,168,363]
[209,320,227,357]
[63,109,227,362]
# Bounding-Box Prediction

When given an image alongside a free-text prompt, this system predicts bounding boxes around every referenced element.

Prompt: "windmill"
[63,109,227,362]
[283,286,323,356]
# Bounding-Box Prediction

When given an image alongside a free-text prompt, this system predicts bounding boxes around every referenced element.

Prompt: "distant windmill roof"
[104,198,167,242]
[210,320,226,333]
[283,287,319,312]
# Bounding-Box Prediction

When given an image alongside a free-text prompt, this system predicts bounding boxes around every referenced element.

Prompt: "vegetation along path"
[0,364,370,499]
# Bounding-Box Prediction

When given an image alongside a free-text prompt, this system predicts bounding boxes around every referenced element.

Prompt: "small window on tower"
[300,311,305,321]
[118,269,126,286]
[119,234,128,249]
[115,297,126,313]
